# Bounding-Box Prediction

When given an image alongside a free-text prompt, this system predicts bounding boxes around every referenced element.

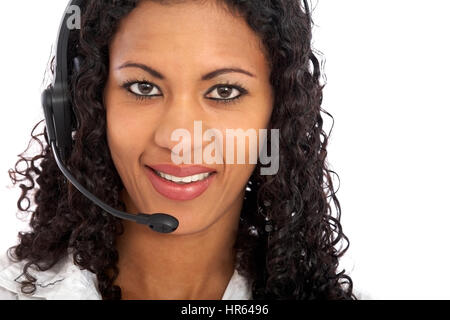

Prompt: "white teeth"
[155,171,212,184]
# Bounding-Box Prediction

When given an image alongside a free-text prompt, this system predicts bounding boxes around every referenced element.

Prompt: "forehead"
[109,1,269,75]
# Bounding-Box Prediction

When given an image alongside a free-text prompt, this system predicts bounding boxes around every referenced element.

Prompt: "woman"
[0,0,354,300]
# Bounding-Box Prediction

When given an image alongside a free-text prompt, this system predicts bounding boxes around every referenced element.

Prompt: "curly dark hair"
[7,0,355,300]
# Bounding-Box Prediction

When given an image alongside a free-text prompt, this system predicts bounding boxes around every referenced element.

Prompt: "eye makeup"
[120,78,249,105]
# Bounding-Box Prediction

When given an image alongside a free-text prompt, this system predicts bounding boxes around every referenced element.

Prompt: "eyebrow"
[116,62,256,80]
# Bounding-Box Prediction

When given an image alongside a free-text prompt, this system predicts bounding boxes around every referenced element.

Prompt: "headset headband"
[43,0,310,162]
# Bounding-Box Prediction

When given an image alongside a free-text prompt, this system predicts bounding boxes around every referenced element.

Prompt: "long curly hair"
[7,0,355,300]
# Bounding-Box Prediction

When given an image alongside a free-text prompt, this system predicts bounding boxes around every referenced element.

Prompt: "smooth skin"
[103,0,274,299]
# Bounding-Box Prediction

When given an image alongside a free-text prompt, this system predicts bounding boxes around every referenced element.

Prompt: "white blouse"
[0,250,252,300]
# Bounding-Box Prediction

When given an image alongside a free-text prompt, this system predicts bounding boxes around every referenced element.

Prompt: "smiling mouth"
[151,167,215,184]
[145,165,217,201]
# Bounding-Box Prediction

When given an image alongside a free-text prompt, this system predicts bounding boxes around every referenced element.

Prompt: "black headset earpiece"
[42,0,84,162]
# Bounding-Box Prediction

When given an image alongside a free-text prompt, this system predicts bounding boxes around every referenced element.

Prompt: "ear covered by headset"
[41,54,83,162]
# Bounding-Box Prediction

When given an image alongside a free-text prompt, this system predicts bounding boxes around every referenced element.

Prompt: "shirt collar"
[0,250,252,300]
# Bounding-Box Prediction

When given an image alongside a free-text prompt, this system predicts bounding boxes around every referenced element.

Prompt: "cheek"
[218,100,273,186]
[222,107,273,160]
[105,104,146,168]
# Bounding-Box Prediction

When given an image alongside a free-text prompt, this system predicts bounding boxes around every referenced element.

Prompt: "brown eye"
[217,87,233,98]
[207,85,241,100]
[129,82,160,96]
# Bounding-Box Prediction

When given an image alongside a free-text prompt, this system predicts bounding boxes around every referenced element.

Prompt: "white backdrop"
[1,0,449,299]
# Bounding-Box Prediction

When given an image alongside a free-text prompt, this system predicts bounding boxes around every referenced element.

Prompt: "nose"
[153,94,208,162]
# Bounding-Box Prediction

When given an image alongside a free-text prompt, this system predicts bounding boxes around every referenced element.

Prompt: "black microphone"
[50,140,179,234]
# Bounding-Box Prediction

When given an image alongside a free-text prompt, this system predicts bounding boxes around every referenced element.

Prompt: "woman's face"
[104,0,274,234]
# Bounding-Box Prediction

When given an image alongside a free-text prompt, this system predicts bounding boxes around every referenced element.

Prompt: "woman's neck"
[112,197,242,299]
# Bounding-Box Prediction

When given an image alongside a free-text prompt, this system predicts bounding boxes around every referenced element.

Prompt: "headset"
[40,0,311,235]
[41,0,179,233]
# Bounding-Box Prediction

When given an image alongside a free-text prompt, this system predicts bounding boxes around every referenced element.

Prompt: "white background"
[1,0,449,299]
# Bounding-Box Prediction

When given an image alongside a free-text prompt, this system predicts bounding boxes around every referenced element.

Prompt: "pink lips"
[145,164,217,201]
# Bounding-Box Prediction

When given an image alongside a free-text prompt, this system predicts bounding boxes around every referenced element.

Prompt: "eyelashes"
[121,80,163,102]
[120,78,249,105]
